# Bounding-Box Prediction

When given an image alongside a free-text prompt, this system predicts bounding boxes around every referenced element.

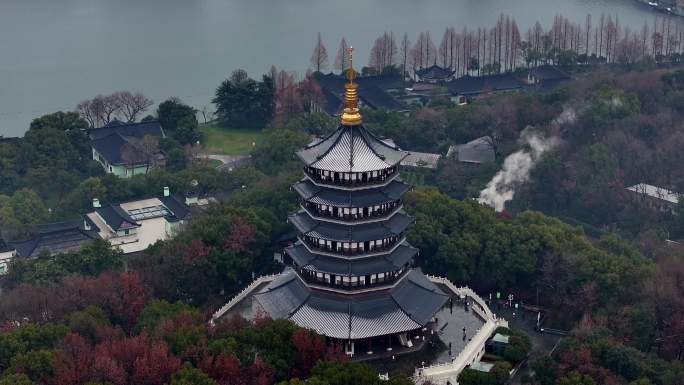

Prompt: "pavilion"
[253,49,448,355]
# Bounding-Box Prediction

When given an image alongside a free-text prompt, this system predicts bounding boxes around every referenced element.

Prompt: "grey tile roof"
[91,133,134,165]
[530,65,571,81]
[401,151,442,169]
[315,72,404,93]
[159,195,191,221]
[349,296,421,339]
[90,121,165,166]
[0,237,14,252]
[448,73,523,96]
[360,86,408,112]
[291,296,353,339]
[416,65,456,81]
[254,273,310,319]
[447,136,496,164]
[315,73,405,115]
[321,87,344,116]
[391,270,449,325]
[10,219,100,258]
[289,211,412,242]
[255,270,448,340]
[296,125,408,172]
[96,206,140,231]
[286,241,417,275]
[293,178,410,208]
[88,120,165,141]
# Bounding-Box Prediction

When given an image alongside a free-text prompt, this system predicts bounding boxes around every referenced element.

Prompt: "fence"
[209,274,280,326]
[413,276,508,385]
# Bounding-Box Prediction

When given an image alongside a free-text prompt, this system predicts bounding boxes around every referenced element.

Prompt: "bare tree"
[274,70,303,122]
[299,69,325,114]
[334,38,350,73]
[76,98,103,128]
[98,95,121,125]
[141,134,161,172]
[368,31,397,73]
[114,91,153,122]
[310,32,329,72]
[230,69,249,84]
[120,141,144,170]
[439,28,451,68]
[76,94,121,128]
[199,105,212,124]
[399,33,411,80]
[426,31,437,66]
[586,14,592,57]
[599,13,605,58]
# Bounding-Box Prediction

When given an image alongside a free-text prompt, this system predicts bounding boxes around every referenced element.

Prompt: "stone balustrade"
[413,275,508,385]
[209,274,281,326]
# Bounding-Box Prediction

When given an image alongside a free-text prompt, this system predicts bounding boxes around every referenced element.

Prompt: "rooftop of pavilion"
[293,178,411,208]
[297,124,408,173]
[286,241,417,276]
[254,270,448,340]
[289,210,412,242]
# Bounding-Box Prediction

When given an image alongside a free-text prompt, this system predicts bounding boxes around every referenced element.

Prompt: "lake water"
[0,0,660,137]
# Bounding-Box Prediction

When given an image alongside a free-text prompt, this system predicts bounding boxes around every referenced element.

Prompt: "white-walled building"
[86,188,207,254]
[625,183,681,215]
[0,239,16,275]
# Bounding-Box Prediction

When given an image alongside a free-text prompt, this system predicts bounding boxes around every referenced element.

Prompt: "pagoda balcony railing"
[296,268,409,292]
[300,202,403,224]
[304,169,399,190]
[299,236,405,258]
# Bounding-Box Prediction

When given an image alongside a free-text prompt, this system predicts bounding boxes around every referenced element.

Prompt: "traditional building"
[89,120,166,178]
[0,238,16,275]
[85,187,207,254]
[254,50,448,355]
[625,183,681,215]
[415,65,456,83]
[314,72,407,116]
[8,219,101,259]
[447,136,496,164]
[447,74,523,105]
[526,65,572,92]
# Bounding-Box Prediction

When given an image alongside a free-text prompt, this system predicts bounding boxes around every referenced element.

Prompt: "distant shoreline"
[633,0,683,17]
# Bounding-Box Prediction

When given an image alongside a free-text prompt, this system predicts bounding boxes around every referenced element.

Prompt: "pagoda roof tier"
[293,178,410,208]
[254,270,448,340]
[286,241,417,275]
[289,211,412,242]
[297,125,408,173]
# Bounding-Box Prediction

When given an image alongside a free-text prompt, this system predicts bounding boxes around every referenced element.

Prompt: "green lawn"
[199,124,264,156]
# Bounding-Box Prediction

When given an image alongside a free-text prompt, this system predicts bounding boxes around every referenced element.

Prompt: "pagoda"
[255,48,448,355]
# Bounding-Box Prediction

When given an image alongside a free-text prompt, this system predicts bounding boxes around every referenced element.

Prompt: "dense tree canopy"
[406,188,652,319]
[213,70,275,128]
[157,98,202,145]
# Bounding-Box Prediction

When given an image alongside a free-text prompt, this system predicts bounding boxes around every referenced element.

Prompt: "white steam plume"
[477,128,559,212]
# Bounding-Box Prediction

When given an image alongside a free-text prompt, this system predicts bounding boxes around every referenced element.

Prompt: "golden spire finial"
[341,46,362,126]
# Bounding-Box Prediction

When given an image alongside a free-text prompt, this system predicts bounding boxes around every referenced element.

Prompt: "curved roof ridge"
[303,127,342,150]
[406,270,448,294]
[356,125,387,161]
[360,124,401,150]
[358,125,410,166]
[379,209,413,232]
[287,274,313,317]
[389,282,421,323]
[262,272,298,291]
[317,126,349,161]
[349,126,355,169]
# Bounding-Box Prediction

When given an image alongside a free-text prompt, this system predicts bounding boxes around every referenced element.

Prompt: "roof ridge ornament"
[341,46,362,126]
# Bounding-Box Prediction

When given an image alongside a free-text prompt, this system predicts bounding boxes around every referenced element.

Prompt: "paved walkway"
[196,154,251,170]
[492,304,562,385]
